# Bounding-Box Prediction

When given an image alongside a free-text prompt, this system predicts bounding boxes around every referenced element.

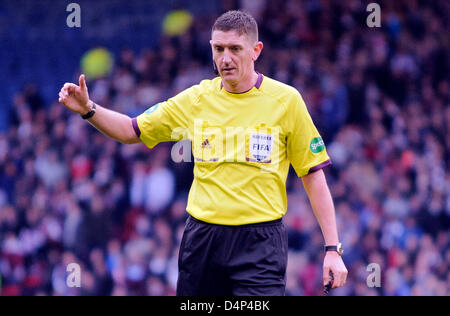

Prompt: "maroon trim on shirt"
[254,72,263,89]
[132,117,141,138]
[307,159,332,174]
[220,72,263,92]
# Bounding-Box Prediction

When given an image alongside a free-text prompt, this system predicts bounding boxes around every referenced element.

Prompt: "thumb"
[323,267,332,286]
[79,74,87,90]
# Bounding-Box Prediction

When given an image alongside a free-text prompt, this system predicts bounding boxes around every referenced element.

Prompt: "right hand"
[58,74,90,115]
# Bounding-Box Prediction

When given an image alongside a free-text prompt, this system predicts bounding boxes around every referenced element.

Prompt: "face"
[210,30,262,86]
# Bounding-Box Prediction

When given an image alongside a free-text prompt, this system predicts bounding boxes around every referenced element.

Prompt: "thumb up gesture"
[58,74,90,115]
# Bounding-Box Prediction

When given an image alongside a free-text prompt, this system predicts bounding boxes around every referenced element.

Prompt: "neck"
[222,71,259,93]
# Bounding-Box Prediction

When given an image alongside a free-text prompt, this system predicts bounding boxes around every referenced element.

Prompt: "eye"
[215,46,224,52]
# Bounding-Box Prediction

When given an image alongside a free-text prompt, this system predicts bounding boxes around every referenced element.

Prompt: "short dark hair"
[212,10,258,42]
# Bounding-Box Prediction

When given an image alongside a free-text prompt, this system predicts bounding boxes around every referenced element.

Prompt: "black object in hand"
[324,271,334,295]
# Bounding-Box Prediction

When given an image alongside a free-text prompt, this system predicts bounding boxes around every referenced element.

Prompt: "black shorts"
[176,215,288,296]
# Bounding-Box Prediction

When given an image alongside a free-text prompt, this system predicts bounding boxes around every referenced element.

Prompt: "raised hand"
[58,74,91,115]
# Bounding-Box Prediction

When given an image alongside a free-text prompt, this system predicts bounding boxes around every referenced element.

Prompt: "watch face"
[337,243,344,255]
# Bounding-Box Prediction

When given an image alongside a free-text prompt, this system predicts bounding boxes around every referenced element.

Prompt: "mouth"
[222,67,235,74]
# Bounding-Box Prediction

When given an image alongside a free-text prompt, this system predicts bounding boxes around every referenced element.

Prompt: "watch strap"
[324,243,343,255]
[81,102,96,120]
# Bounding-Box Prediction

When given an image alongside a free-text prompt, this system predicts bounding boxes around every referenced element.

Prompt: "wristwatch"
[324,243,344,256]
[81,101,96,120]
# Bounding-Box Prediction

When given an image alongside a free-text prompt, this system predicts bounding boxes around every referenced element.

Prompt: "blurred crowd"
[0,0,449,296]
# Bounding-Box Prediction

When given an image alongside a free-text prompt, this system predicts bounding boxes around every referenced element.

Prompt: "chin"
[221,74,238,84]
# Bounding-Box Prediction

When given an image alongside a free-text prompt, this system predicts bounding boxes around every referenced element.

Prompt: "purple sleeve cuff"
[132,117,141,138]
[307,159,332,174]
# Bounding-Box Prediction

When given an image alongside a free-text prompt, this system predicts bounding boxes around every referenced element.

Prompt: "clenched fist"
[58,74,91,115]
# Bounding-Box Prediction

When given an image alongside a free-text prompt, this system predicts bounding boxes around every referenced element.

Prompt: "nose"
[221,49,232,65]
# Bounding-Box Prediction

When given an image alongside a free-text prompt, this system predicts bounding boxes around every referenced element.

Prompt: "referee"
[59,10,347,296]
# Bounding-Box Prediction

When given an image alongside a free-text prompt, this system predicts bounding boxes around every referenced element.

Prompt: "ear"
[252,41,263,62]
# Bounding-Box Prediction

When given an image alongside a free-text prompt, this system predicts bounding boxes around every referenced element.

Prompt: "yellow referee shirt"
[132,74,331,225]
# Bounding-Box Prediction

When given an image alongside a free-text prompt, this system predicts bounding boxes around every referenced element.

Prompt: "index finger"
[63,83,77,93]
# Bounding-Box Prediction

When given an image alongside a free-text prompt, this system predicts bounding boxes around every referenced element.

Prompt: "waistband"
[188,215,282,228]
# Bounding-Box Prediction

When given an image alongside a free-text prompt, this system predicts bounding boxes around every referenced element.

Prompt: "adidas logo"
[201,139,211,149]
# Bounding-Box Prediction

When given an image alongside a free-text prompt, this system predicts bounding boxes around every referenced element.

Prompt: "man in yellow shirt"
[59,10,347,296]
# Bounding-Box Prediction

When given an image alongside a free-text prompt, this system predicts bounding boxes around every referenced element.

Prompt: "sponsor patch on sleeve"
[310,137,325,153]
[144,103,160,114]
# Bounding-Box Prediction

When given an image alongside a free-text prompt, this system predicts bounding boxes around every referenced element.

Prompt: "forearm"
[302,170,339,245]
[85,101,139,144]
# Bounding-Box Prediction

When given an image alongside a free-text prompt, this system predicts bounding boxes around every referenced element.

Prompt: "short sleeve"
[286,92,331,177]
[133,86,199,149]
